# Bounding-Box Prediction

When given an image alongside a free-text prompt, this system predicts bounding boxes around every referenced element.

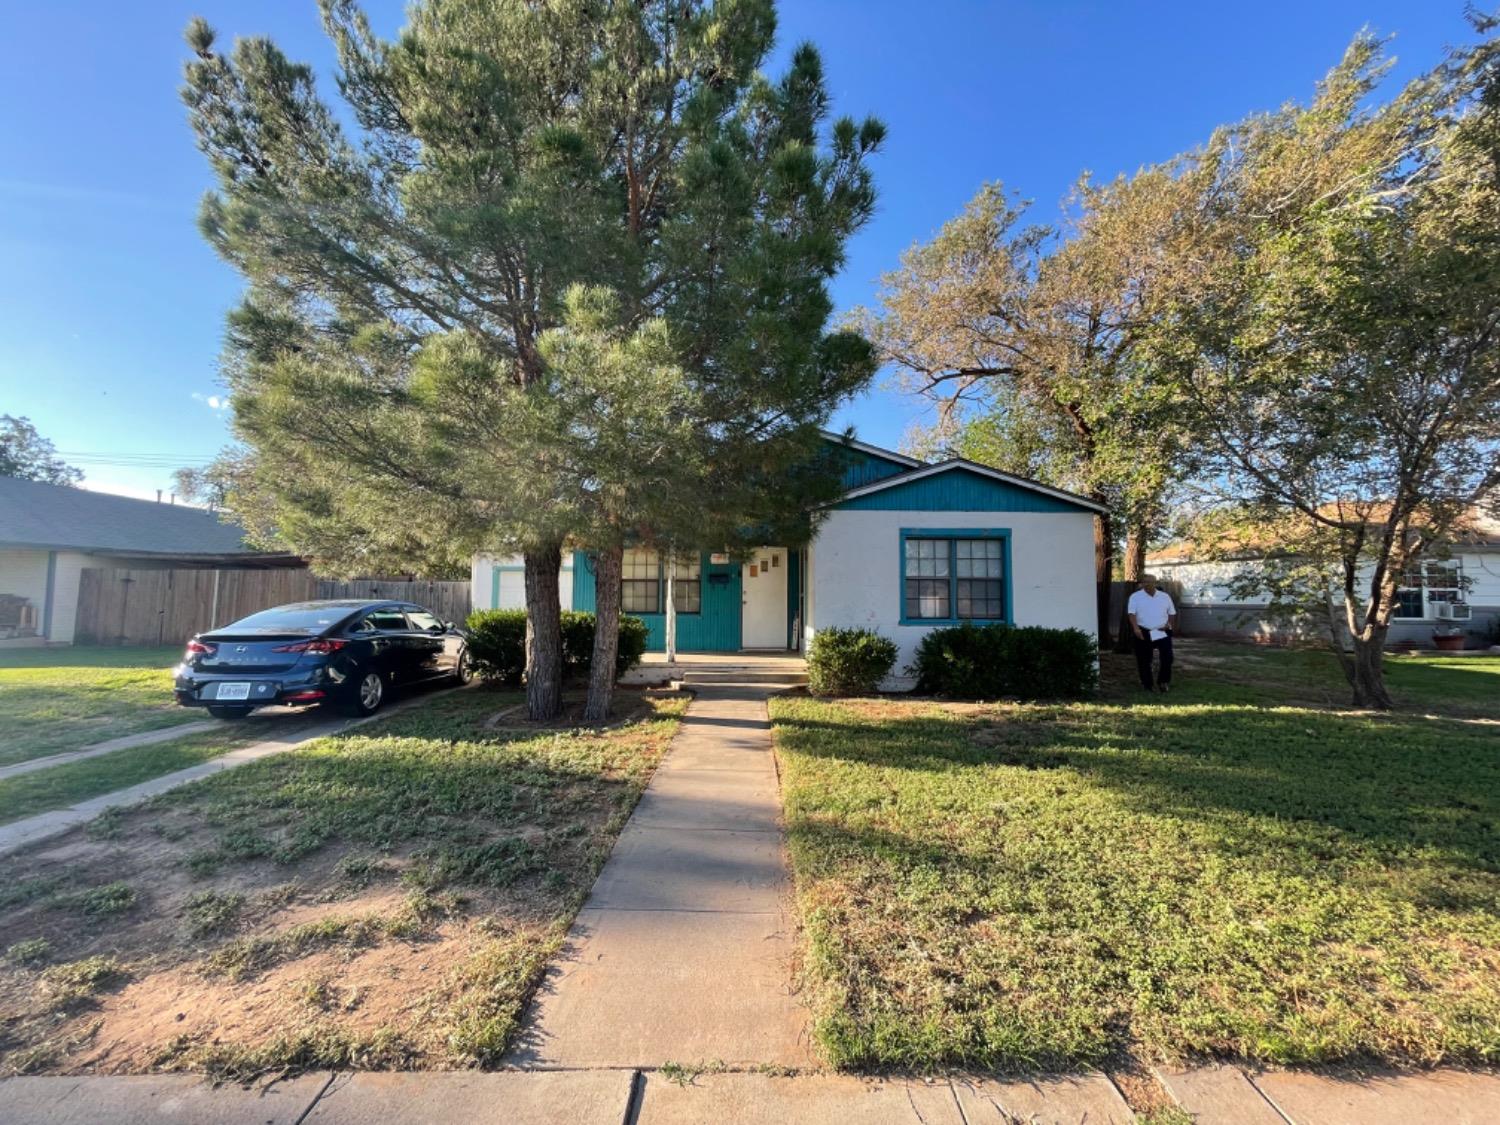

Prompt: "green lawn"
[0,731,249,825]
[0,646,200,767]
[0,686,686,1077]
[772,644,1500,1073]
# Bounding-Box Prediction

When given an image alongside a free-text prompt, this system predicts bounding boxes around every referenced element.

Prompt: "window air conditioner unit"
[1449,602,1472,621]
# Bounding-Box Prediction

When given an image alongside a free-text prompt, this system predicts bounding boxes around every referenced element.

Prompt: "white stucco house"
[472,432,1103,684]
[0,477,299,647]
[1150,511,1500,650]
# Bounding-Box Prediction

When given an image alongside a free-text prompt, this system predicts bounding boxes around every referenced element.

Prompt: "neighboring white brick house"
[1151,514,1500,649]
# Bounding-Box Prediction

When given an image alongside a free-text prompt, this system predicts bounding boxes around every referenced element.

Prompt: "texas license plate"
[216,682,252,701]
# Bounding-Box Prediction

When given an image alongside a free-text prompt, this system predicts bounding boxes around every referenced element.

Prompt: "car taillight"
[185,640,216,657]
[271,638,349,654]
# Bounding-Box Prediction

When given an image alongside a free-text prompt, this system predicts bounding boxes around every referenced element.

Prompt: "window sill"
[898,617,1011,627]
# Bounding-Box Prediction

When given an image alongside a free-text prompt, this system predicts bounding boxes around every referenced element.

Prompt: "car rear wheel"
[342,670,385,717]
[207,706,252,721]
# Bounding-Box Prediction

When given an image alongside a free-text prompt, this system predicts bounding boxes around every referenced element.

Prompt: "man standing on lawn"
[1128,574,1178,693]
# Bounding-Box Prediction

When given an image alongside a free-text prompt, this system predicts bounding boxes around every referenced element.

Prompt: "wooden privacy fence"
[75,568,472,646]
[312,578,471,625]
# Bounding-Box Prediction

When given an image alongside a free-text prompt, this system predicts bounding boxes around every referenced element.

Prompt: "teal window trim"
[898,527,1012,626]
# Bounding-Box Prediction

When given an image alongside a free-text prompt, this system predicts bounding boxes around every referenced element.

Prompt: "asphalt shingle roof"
[0,476,264,556]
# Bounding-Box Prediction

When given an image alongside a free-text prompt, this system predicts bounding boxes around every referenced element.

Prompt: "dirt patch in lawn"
[482,687,689,732]
[0,688,686,1077]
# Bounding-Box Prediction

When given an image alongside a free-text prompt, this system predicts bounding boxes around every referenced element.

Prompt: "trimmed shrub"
[559,610,649,679]
[463,609,528,684]
[910,623,1096,700]
[807,627,899,696]
[463,608,648,684]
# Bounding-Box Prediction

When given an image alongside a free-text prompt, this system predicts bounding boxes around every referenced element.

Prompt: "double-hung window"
[901,531,1008,623]
[621,549,661,614]
[618,549,702,615]
[671,554,702,614]
[1393,559,1464,619]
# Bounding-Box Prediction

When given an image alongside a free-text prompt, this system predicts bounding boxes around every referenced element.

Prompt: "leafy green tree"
[171,459,240,511]
[182,0,881,719]
[0,415,82,486]
[862,167,1201,644]
[1153,20,1500,708]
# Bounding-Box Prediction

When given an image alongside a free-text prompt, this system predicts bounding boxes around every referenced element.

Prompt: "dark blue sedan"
[173,599,472,719]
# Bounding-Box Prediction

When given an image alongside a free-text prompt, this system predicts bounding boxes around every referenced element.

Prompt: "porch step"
[678,669,808,687]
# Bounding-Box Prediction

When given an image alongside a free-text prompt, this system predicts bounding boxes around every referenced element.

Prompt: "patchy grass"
[1149,642,1500,716]
[0,731,251,825]
[4,939,51,966]
[0,686,686,1077]
[180,891,245,939]
[68,882,137,918]
[0,647,200,767]
[773,643,1500,1073]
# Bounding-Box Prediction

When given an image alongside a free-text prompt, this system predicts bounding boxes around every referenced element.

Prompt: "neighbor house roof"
[0,476,288,560]
[832,458,1108,514]
[1149,504,1500,565]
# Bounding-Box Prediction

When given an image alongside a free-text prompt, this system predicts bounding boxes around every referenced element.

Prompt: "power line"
[54,451,220,468]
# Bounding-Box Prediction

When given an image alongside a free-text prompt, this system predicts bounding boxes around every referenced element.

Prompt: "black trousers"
[1133,632,1174,688]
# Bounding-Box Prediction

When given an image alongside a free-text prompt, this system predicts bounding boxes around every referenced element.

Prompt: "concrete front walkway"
[510,682,811,1068]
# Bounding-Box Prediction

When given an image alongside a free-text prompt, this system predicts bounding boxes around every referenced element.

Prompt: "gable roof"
[832,458,1107,514]
[818,430,922,469]
[0,476,273,557]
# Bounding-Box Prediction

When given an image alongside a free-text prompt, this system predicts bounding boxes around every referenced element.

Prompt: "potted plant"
[1432,623,1467,652]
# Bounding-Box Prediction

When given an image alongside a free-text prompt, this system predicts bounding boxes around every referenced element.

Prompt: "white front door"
[741,547,788,649]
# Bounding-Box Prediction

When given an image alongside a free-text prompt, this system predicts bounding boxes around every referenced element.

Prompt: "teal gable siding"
[834,445,912,490]
[571,550,742,652]
[834,467,1089,513]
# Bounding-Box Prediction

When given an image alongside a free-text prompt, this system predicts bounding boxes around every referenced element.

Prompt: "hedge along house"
[470,433,1104,683]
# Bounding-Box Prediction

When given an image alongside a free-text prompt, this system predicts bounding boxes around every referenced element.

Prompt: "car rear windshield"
[222,607,353,633]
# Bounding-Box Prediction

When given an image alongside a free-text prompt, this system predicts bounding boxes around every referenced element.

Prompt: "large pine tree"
[183,0,882,718]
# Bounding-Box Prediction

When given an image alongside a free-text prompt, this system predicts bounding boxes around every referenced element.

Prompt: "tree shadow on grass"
[774,698,1500,880]
[778,737,1500,1072]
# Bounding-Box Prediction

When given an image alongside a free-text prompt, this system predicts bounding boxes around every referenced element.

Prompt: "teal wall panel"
[833,444,912,490]
[834,467,1091,513]
[571,550,742,652]
[571,553,596,612]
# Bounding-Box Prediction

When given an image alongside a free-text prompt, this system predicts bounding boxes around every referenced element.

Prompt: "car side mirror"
[429,624,446,634]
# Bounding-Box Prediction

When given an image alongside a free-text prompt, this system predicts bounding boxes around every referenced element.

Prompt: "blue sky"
[0,1,1469,499]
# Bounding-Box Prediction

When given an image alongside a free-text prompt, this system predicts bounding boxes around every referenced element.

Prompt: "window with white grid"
[620,548,660,614]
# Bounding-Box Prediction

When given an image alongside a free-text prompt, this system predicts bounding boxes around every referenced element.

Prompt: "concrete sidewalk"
[509,683,810,1068]
[6,1066,1498,1123]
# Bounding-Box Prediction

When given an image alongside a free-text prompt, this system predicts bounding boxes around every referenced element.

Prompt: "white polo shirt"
[1127,589,1176,633]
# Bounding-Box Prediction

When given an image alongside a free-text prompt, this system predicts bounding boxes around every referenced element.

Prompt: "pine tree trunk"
[1347,627,1394,710]
[1112,525,1147,654]
[585,544,624,722]
[523,542,563,721]
[1093,508,1115,648]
